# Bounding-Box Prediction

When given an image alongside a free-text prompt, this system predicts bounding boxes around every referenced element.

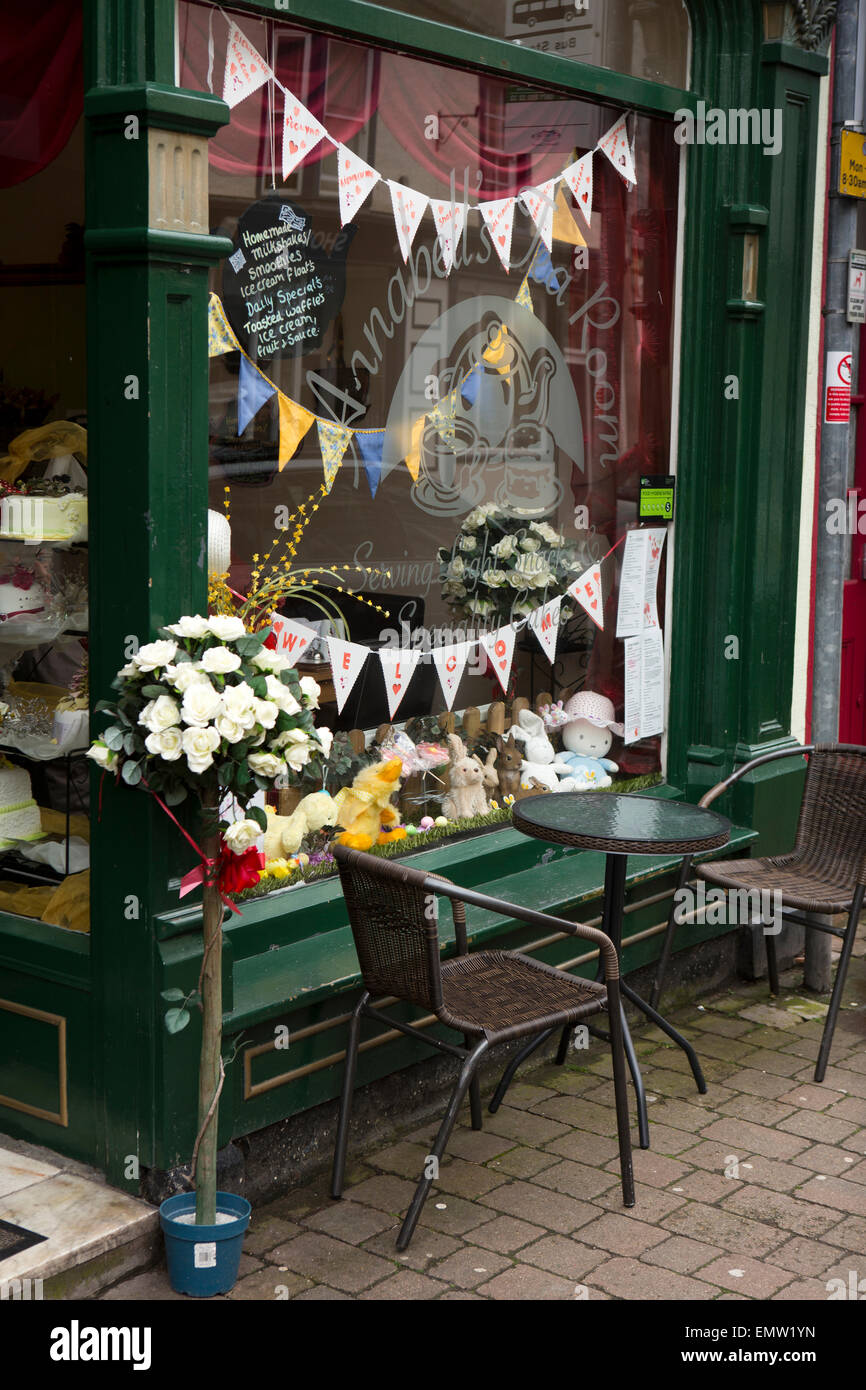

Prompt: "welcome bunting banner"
[379,648,421,719]
[479,625,516,694]
[430,199,467,276]
[269,615,317,666]
[528,595,563,664]
[568,563,604,630]
[327,636,370,713]
[217,14,637,277]
[432,641,473,712]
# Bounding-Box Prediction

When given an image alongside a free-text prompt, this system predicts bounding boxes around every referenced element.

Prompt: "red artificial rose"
[264,631,277,650]
[218,845,265,894]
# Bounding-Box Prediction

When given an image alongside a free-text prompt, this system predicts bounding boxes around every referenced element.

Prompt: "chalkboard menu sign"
[221,197,356,362]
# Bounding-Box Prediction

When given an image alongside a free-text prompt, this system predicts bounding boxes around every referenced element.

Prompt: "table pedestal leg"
[603,853,650,1149]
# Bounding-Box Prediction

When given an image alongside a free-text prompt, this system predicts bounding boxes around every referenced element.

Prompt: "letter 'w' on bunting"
[528,595,563,663]
[562,152,593,228]
[223,21,273,108]
[479,624,516,694]
[429,200,466,275]
[521,181,558,253]
[327,636,369,714]
[388,182,429,263]
[269,615,317,667]
[316,419,353,493]
[568,563,604,630]
[282,92,327,181]
[378,648,421,719]
[238,356,276,436]
[337,144,380,226]
[597,115,636,186]
[277,394,315,471]
[432,642,472,711]
[477,196,516,273]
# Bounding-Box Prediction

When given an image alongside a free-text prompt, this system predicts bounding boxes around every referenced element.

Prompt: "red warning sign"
[825,351,852,423]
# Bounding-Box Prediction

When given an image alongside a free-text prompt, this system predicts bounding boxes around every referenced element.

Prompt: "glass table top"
[512,793,731,853]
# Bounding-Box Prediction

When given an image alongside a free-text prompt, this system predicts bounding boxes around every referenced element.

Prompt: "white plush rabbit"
[508,709,566,793]
[441,733,491,819]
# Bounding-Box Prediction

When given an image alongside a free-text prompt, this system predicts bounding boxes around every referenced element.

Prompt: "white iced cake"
[0,493,87,543]
[0,759,42,847]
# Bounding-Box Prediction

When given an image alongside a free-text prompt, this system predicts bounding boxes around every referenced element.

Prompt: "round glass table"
[505,793,731,1148]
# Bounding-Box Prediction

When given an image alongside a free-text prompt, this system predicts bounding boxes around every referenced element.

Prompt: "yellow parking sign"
[840,130,866,198]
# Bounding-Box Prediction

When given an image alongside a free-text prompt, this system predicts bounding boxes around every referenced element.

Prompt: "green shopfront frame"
[0,0,824,1187]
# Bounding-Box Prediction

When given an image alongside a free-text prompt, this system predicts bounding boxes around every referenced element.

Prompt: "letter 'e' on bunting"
[432,641,471,712]
[316,419,353,493]
[430,199,466,275]
[528,595,563,664]
[568,564,603,630]
[379,648,421,719]
[388,182,429,263]
[327,637,369,713]
[337,144,380,226]
[282,91,327,181]
[479,624,516,694]
[477,196,515,273]
[562,152,593,228]
[597,115,636,186]
[223,21,273,109]
[277,393,315,471]
[521,180,558,253]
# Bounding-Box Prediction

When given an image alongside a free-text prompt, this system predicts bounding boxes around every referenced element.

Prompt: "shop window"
[0,1,90,932]
[180,2,679,875]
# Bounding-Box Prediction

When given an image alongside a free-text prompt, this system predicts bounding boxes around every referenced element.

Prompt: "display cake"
[0,757,42,847]
[0,562,48,624]
[0,490,87,544]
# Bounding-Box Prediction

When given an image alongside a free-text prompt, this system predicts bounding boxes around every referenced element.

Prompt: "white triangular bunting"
[337,144,381,226]
[327,637,370,713]
[431,642,472,711]
[379,648,421,719]
[521,181,558,253]
[567,564,603,631]
[528,596,563,664]
[269,615,318,667]
[223,22,273,109]
[388,183,429,263]
[430,199,467,275]
[479,625,516,694]
[562,152,593,228]
[282,91,327,181]
[597,115,636,186]
[477,197,515,273]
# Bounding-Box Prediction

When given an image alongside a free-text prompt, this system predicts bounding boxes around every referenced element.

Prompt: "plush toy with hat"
[552,691,623,792]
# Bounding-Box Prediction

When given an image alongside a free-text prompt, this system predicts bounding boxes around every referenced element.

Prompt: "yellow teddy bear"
[333,757,403,850]
[263,791,339,862]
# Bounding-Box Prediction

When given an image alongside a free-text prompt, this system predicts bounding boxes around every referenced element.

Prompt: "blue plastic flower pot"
[160,1192,251,1297]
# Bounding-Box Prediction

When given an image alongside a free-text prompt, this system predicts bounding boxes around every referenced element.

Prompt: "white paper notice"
[623,627,665,745]
[616,529,666,637]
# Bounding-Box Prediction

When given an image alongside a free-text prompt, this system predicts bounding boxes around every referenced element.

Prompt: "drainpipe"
[811,0,860,992]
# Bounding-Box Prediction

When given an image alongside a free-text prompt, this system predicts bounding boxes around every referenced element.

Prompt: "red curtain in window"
[0,0,83,188]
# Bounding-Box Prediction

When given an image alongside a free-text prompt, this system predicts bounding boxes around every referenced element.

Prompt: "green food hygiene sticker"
[639,475,676,522]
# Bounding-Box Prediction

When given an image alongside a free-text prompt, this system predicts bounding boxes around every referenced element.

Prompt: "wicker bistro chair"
[650,745,866,1081]
[332,843,635,1250]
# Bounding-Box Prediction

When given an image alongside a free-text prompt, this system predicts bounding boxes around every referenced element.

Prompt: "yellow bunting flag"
[552,183,587,248]
[515,276,533,311]
[404,413,425,482]
[278,394,315,471]
[316,419,353,493]
[429,391,458,452]
[482,324,514,376]
[208,293,241,357]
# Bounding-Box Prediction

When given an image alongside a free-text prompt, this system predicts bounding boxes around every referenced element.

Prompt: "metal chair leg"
[466,1036,483,1131]
[650,854,693,1011]
[397,1039,490,1250]
[488,1027,554,1114]
[606,979,635,1207]
[555,1023,572,1065]
[330,992,368,1200]
[765,927,780,996]
[815,887,864,1083]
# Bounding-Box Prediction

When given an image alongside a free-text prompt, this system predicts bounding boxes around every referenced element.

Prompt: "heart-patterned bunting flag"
[337,144,381,226]
[430,199,467,275]
[431,642,472,712]
[378,648,421,719]
[562,152,594,228]
[327,637,370,713]
[282,91,328,181]
[477,197,516,273]
[521,181,558,253]
[268,616,317,666]
[388,183,429,263]
[223,22,273,109]
[479,625,516,694]
[568,564,604,631]
[597,115,636,186]
[527,595,563,664]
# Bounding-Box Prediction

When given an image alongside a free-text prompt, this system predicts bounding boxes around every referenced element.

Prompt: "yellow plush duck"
[263,791,339,861]
[333,757,403,850]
